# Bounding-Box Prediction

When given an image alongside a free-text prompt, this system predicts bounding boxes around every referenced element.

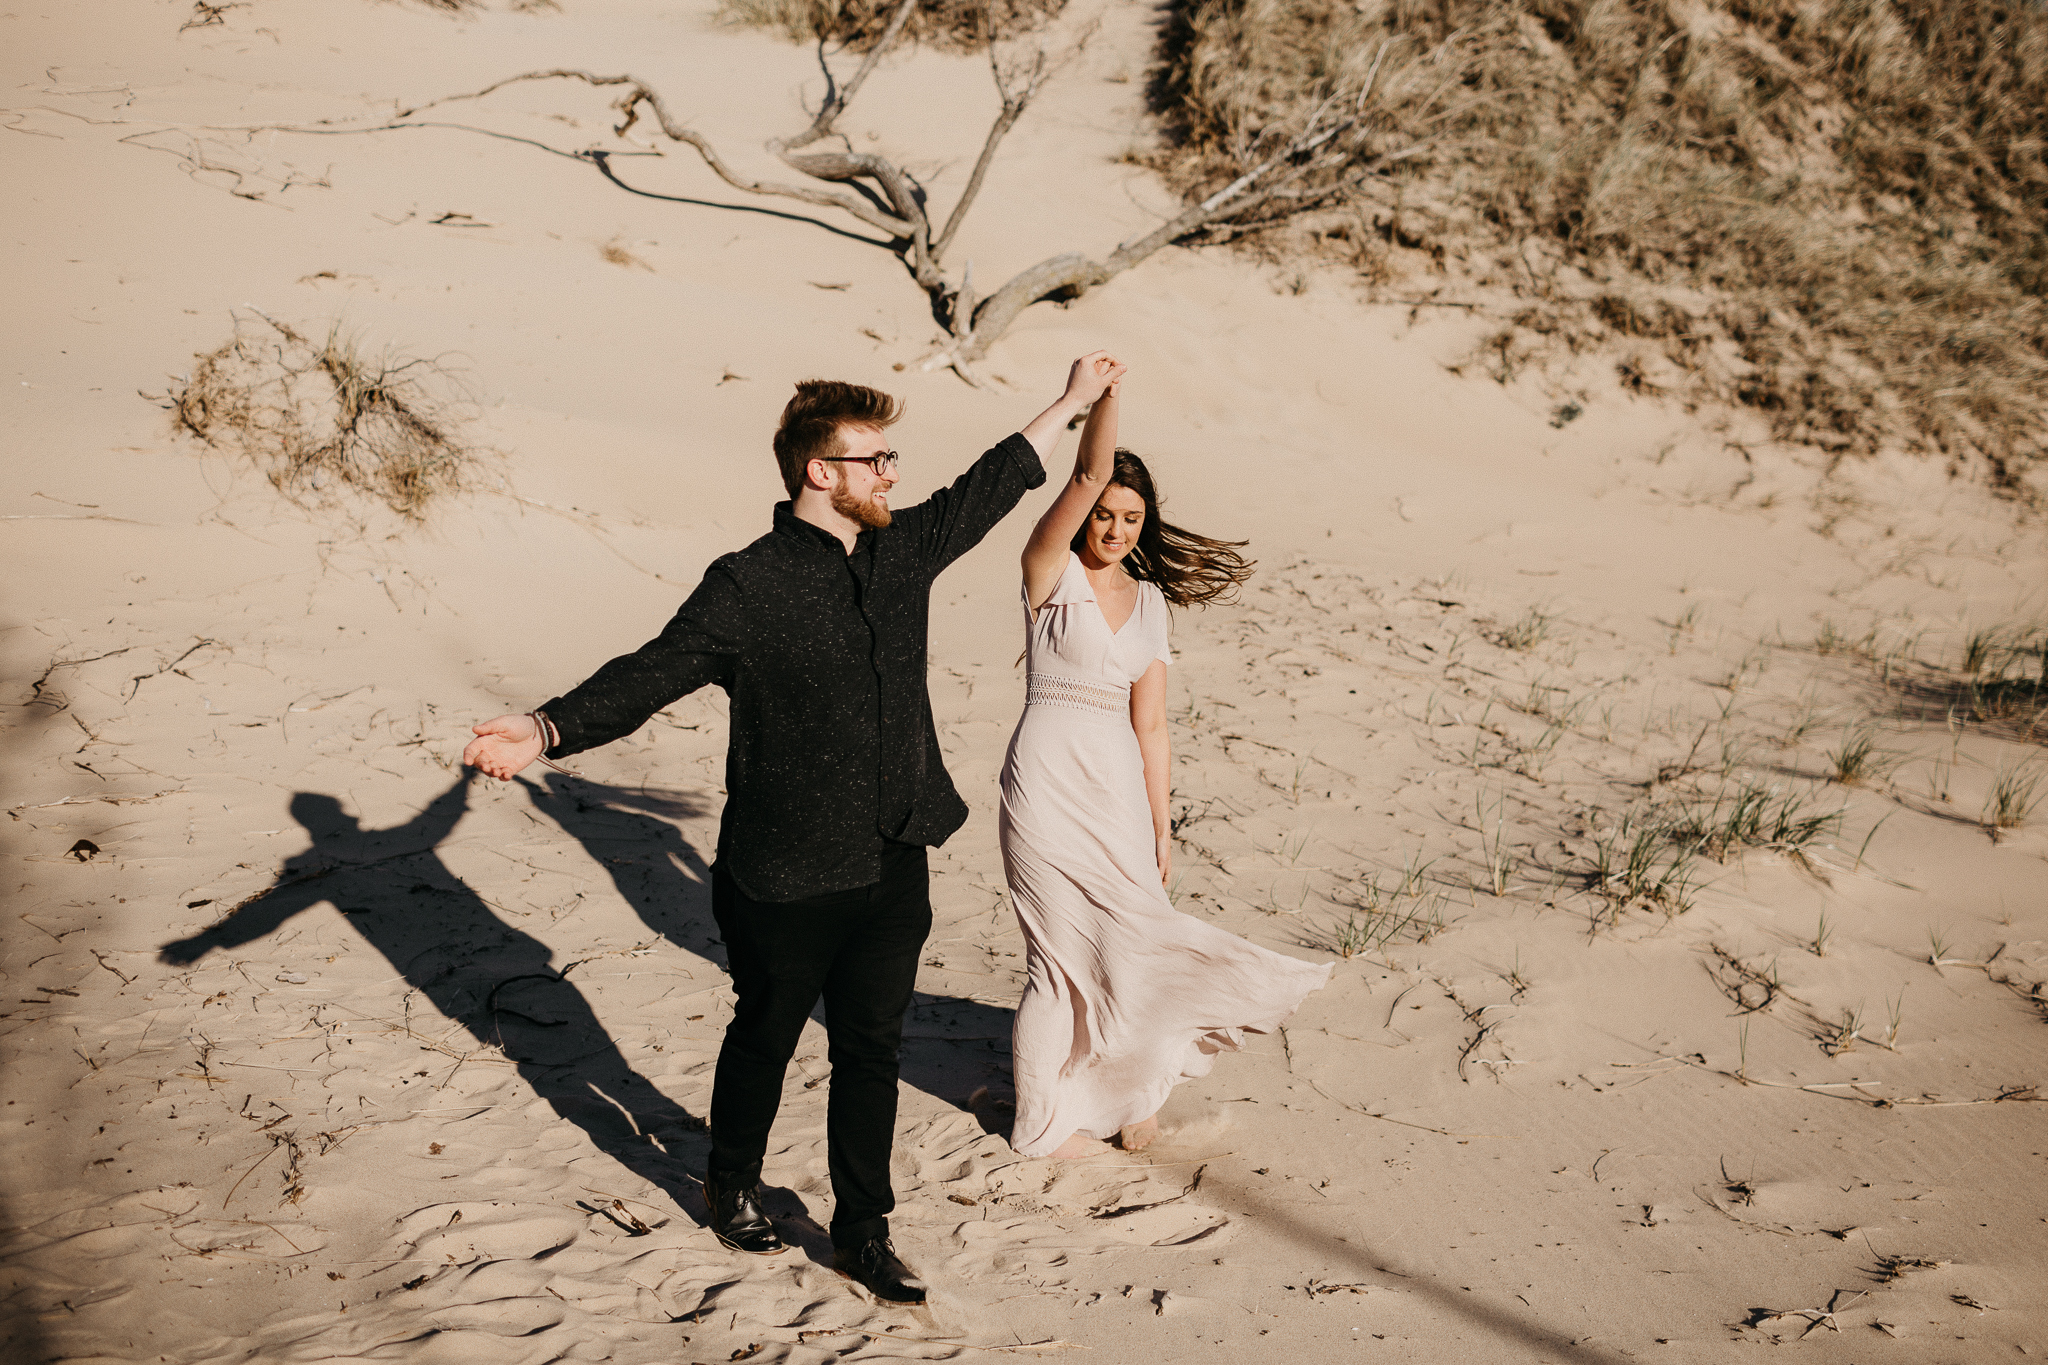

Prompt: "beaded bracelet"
[527,709,576,776]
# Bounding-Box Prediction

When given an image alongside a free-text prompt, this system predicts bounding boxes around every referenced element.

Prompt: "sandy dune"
[5,2,2046,1362]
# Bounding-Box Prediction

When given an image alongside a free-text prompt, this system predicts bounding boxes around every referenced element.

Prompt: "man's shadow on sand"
[157,769,1017,1242]
[158,770,717,1217]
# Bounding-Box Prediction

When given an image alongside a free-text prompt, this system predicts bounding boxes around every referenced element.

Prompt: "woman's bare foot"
[1117,1114,1160,1152]
[1047,1132,1110,1160]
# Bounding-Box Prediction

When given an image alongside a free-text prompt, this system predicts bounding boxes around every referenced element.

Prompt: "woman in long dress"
[998,357,1333,1160]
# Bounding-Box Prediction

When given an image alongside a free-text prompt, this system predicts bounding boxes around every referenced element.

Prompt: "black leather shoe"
[833,1236,927,1305]
[702,1180,786,1256]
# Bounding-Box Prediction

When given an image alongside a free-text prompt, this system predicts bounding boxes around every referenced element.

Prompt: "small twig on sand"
[1301,1077,1517,1140]
[1441,979,1506,1082]
[221,1141,282,1209]
[27,646,135,713]
[127,638,220,700]
[1746,1289,1866,1337]
[1626,1053,2041,1108]
[91,950,136,985]
[510,496,683,585]
[1382,981,1419,1030]
[12,788,186,811]
[1867,1240,1949,1283]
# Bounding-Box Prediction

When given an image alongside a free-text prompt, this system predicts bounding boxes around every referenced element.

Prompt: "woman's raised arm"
[1022,361,1124,610]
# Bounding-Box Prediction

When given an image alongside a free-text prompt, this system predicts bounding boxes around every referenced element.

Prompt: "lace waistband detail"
[1026,673,1128,717]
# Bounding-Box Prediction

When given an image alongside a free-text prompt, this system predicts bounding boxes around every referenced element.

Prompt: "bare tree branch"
[948,251,1105,363]
[779,0,920,152]
[398,69,917,238]
[933,81,1031,266]
[932,20,1087,264]
[945,121,1424,363]
[955,258,978,341]
[780,148,938,282]
[380,28,1419,380]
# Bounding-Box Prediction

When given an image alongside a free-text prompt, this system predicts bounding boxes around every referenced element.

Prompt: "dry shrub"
[718,0,1064,51]
[400,0,560,11]
[1149,0,2048,489]
[166,315,477,518]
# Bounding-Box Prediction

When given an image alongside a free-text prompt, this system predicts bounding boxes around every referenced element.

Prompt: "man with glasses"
[463,352,1125,1305]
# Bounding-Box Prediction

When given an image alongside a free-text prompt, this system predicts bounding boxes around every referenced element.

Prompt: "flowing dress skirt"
[998,695,1332,1157]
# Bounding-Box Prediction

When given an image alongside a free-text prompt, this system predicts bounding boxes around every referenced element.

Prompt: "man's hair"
[773,380,903,498]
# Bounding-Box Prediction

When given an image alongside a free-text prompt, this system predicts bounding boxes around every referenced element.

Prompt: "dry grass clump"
[1586,808,1703,915]
[1490,605,1557,652]
[1666,781,1844,861]
[1827,723,1903,785]
[1984,761,2044,829]
[401,0,560,12]
[1959,625,2048,733]
[1148,0,2048,489]
[718,0,1063,50]
[1876,620,2046,743]
[165,314,478,518]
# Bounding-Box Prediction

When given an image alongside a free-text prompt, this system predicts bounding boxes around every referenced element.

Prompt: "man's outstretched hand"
[464,713,545,779]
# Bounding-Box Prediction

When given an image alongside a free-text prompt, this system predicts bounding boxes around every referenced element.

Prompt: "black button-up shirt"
[540,433,1045,902]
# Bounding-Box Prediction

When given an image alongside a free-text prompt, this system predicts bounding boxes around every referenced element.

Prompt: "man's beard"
[831,471,892,529]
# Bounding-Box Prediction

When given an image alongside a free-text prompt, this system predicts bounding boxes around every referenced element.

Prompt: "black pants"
[706,841,931,1248]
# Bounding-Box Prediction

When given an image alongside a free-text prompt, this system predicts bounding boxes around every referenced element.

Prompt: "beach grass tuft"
[163,314,480,519]
[1320,881,1454,960]
[1666,782,1844,863]
[1491,607,1556,653]
[1587,809,1702,915]
[1828,726,1901,786]
[718,0,1063,50]
[1476,790,1515,896]
[1869,619,2044,742]
[1984,761,2044,831]
[1879,992,1905,1051]
[1819,1005,1859,1055]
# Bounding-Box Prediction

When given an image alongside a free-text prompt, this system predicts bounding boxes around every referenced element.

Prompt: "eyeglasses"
[817,451,900,476]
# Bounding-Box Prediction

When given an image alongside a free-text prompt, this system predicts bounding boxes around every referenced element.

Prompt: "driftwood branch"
[780,0,920,153]
[781,148,937,281]
[932,21,1090,264]
[934,84,1028,266]
[945,114,1416,363]
[383,31,1412,379]
[397,69,916,238]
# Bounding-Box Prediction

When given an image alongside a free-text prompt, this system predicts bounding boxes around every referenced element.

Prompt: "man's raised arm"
[908,351,1125,575]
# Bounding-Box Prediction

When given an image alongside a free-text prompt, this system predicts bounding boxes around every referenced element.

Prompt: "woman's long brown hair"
[1069,449,1253,607]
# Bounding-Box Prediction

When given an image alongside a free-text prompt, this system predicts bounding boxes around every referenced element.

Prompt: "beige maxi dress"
[998,553,1332,1157]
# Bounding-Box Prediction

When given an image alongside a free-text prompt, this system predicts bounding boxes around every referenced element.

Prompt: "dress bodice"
[1023,553,1172,694]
